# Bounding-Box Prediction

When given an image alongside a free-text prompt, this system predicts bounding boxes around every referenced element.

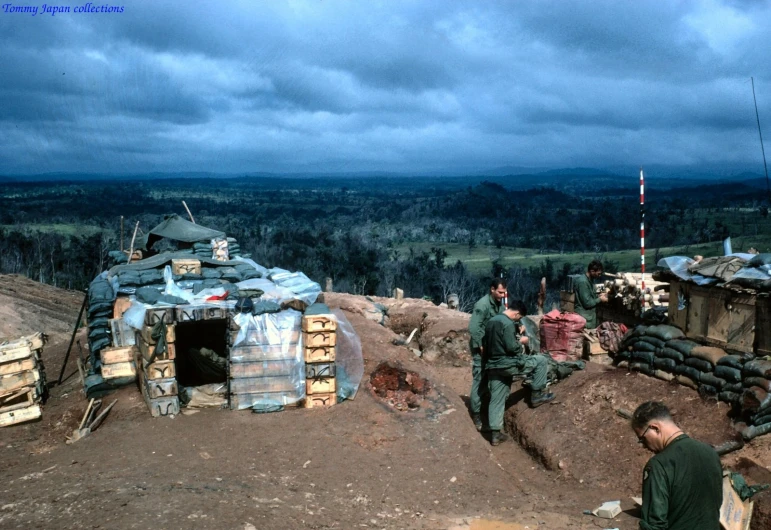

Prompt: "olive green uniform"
[640,434,722,530]
[468,293,503,416]
[483,313,548,431]
[573,273,601,329]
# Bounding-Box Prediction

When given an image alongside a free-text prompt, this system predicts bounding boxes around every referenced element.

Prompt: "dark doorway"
[174,319,228,387]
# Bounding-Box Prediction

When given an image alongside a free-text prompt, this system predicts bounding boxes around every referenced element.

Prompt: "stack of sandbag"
[539,309,585,361]
[736,360,771,440]
[615,325,743,405]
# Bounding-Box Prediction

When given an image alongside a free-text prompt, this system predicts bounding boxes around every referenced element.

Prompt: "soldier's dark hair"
[507,299,527,315]
[587,260,604,273]
[632,401,672,430]
[490,278,506,290]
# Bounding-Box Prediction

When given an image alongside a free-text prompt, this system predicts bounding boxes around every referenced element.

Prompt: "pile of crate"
[302,304,338,408]
[137,307,179,416]
[0,332,47,427]
[229,310,305,410]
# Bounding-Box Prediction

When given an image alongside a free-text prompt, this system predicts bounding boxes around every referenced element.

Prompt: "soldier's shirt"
[573,273,600,329]
[468,294,504,351]
[640,434,722,530]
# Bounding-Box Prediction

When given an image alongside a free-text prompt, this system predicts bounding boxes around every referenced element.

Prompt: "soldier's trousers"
[470,353,488,416]
[487,354,549,431]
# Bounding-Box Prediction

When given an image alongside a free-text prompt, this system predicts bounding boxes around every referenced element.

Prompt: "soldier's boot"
[530,390,555,408]
[472,414,483,431]
[490,431,509,446]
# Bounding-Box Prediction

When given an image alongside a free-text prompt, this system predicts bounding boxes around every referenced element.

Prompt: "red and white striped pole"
[640,167,646,298]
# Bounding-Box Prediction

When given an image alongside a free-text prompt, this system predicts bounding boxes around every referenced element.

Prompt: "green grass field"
[397,234,771,275]
[0,224,108,237]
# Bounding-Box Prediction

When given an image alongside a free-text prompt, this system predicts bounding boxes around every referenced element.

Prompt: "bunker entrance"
[174,319,228,387]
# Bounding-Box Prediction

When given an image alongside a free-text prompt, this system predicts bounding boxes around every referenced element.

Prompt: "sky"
[1,0,770,176]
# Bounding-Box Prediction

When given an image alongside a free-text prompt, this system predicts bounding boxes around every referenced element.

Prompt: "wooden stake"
[182,201,196,224]
[127,221,139,264]
[537,277,546,316]
[79,398,95,430]
[120,216,124,252]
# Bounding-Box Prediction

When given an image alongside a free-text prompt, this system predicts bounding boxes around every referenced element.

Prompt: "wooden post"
[537,277,546,315]
[127,221,139,265]
[393,288,404,300]
[120,216,124,252]
[182,201,196,224]
[325,277,334,292]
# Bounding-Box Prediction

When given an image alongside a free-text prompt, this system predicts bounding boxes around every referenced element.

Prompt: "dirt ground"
[2,278,770,529]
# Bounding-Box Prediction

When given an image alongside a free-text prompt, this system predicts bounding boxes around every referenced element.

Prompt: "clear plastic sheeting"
[229,309,305,411]
[657,256,718,285]
[269,270,322,306]
[235,278,297,304]
[233,256,269,277]
[122,300,147,330]
[333,308,364,401]
[163,265,196,302]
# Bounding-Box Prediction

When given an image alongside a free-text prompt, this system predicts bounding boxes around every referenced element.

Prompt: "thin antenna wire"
[751,77,771,206]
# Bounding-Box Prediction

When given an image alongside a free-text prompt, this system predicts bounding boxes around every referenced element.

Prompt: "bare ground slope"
[1,280,770,529]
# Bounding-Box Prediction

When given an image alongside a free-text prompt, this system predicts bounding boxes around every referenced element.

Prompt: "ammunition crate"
[142,359,176,380]
[305,362,336,379]
[101,361,137,380]
[138,324,176,345]
[229,376,299,394]
[303,331,336,348]
[306,377,336,395]
[302,314,337,333]
[229,360,298,378]
[302,393,337,408]
[100,345,136,365]
[304,346,335,363]
[171,258,201,275]
[229,343,301,362]
[141,375,178,399]
[229,390,304,411]
[144,307,176,326]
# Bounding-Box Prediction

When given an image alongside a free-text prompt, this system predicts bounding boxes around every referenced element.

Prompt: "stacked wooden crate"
[302,305,337,408]
[136,307,179,417]
[229,310,304,410]
[0,332,46,427]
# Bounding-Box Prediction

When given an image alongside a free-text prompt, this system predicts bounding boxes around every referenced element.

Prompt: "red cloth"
[206,291,229,301]
[539,310,586,361]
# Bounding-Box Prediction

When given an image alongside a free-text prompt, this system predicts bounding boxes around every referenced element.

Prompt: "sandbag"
[653,357,677,372]
[539,310,586,362]
[699,372,726,390]
[676,374,699,390]
[699,384,718,398]
[631,350,656,365]
[690,346,727,366]
[630,341,658,354]
[645,324,685,342]
[715,365,742,383]
[617,360,629,369]
[630,362,655,376]
[717,355,744,370]
[666,339,699,356]
[684,357,713,372]
[724,382,744,393]
[674,364,702,382]
[753,412,771,426]
[743,377,771,392]
[658,347,685,363]
[719,391,741,405]
[743,360,771,379]
[615,350,631,363]
[654,369,675,382]
[741,386,771,413]
[638,336,666,349]
[737,421,771,441]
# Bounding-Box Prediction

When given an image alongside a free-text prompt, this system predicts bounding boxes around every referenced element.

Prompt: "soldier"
[573,260,608,329]
[467,279,507,431]
[484,299,554,446]
[632,401,722,530]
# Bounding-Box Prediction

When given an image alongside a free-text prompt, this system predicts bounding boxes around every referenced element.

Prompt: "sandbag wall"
[615,324,771,441]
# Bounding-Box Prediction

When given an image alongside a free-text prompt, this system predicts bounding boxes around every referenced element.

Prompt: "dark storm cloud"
[0,0,769,174]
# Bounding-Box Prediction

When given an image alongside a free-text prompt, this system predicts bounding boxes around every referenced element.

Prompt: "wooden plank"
[100,346,136,365]
[229,360,298,378]
[302,315,337,333]
[141,375,178,399]
[304,346,335,363]
[0,403,41,427]
[229,344,300,362]
[757,296,771,357]
[685,285,710,340]
[0,332,43,352]
[229,376,299,394]
[726,292,757,352]
[668,280,689,332]
[304,331,337,348]
[0,388,34,412]
[0,370,40,393]
[112,297,133,319]
[306,377,336,395]
[302,393,337,408]
[0,345,33,364]
[101,361,136,380]
[0,358,36,377]
[143,360,176,380]
[706,289,730,343]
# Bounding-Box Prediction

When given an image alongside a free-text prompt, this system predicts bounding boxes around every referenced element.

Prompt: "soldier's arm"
[468,304,485,350]
[639,461,669,530]
[575,277,600,309]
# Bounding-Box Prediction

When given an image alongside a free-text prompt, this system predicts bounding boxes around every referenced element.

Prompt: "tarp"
[145,214,225,249]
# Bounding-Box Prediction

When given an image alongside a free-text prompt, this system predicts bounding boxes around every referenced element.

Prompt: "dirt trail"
[1,277,769,529]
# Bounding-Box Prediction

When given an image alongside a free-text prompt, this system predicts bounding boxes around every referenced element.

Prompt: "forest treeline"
[0,175,768,311]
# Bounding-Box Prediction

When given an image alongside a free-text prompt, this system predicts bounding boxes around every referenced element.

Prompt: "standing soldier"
[467,279,507,431]
[573,260,608,329]
[485,299,554,446]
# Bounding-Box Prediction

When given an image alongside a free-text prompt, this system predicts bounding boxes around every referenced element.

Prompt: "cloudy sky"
[1,0,770,175]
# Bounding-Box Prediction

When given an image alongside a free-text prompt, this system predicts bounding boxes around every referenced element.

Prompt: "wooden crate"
[0,344,35,364]
[685,285,711,340]
[0,332,44,353]
[229,360,298,378]
[306,377,336,395]
[100,346,136,365]
[0,386,36,412]
[171,258,201,275]
[302,314,337,333]
[101,361,136,380]
[144,307,176,326]
[559,291,575,313]
[137,338,176,362]
[304,346,335,363]
[0,403,41,427]
[143,359,176,380]
[704,290,756,354]
[113,297,133,319]
[141,375,178,399]
[229,329,302,346]
[229,376,298,394]
[757,295,771,357]
[229,344,300,362]
[0,358,36,377]
[230,391,304,411]
[138,324,176,345]
[0,370,40,393]
[305,362,336,379]
[142,383,180,418]
[109,318,136,347]
[304,331,336,348]
[302,393,337,408]
[668,280,690,332]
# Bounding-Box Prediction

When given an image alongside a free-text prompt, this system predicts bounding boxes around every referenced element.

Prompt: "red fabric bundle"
[539,309,586,361]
